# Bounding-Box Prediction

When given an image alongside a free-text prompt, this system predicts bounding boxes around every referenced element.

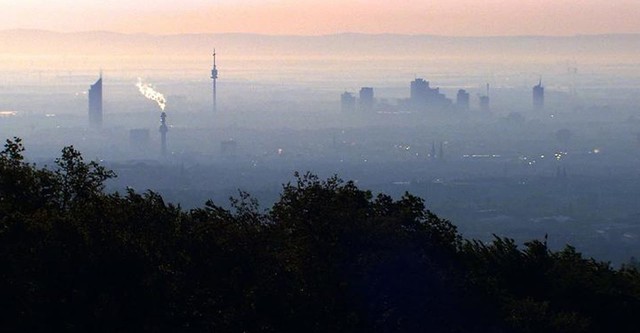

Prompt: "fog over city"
[7,1,640,329]
[2,31,640,264]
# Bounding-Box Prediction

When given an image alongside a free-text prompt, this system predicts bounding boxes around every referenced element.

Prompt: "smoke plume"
[136,78,166,111]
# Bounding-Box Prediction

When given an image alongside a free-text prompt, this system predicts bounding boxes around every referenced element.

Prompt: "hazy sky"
[2,0,640,36]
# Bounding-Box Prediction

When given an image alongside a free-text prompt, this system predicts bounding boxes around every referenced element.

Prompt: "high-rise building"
[410,78,430,106]
[409,78,451,110]
[456,89,470,110]
[479,83,490,112]
[88,74,102,127]
[533,79,544,110]
[359,87,374,112]
[341,91,356,112]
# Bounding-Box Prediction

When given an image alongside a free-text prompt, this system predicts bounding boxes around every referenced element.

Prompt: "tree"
[55,145,115,210]
[3,140,640,332]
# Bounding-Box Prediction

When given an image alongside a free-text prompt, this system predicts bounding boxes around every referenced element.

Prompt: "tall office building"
[479,83,490,112]
[410,78,430,105]
[456,89,470,110]
[341,91,356,112]
[359,87,374,112]
[533,79,544,110]
[88,74,102,127]
[409,78,451,110]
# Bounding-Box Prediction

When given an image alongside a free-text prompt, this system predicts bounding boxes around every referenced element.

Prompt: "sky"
[1,0,640,36]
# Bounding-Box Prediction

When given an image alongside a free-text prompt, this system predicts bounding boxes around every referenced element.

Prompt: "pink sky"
[2,0,640,36]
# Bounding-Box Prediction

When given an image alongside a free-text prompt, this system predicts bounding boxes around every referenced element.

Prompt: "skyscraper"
[409,78,451,111]
[456,89,470,110]
[341,91,356,112]
[479,83,490,112]
[410,78,430,106]
[88,74,102,128]
[359,87,374,112]
[533,79,544,110]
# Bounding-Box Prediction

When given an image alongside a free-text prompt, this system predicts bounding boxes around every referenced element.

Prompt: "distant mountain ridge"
[2,29,639,57]
[5,28,640,38]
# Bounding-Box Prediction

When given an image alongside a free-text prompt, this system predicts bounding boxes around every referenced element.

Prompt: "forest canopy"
[1,137,639,332]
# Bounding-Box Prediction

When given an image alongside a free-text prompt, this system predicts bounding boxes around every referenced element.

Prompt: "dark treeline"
[1,137,640,332]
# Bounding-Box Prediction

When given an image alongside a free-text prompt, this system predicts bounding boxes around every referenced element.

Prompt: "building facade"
[341,91,356,112]
[359,87,374,112]
[533,80,544,110]
[88,76,102,127]
[456,89,470,110]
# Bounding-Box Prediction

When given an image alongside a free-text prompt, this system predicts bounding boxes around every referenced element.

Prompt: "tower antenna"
[211,48,219,113]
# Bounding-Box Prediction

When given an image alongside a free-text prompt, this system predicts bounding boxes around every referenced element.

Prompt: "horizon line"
[2,28,640,39]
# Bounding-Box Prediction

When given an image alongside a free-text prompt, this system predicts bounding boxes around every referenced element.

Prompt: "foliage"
[1,138,640,332]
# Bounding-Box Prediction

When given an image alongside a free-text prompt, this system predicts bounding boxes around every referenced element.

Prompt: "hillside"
[2,138,640,332]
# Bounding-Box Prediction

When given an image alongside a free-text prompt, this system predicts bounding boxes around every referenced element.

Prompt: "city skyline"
[1,0,640,36]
